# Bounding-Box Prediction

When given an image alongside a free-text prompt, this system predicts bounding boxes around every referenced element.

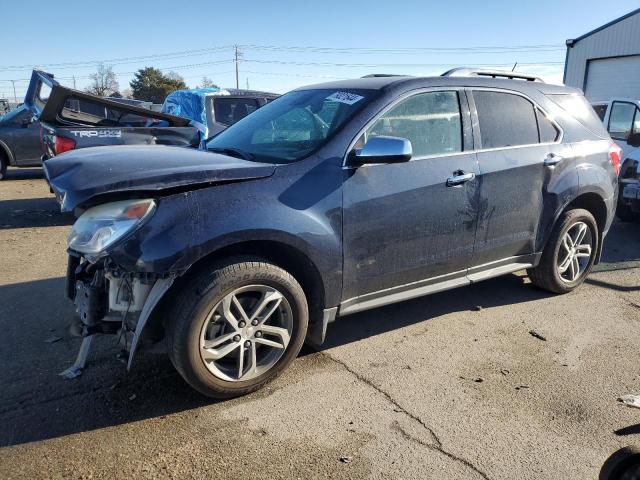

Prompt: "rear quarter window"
[547,94,609,138]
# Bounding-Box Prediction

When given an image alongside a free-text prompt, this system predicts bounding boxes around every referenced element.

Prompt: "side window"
[365,91,462,158]
[213,98,260,126]
[536,109,560,143]
[608,102,636,140]
[474,91,539,148]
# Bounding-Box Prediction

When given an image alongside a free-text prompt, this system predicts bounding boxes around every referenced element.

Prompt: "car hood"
[43,145,276,212]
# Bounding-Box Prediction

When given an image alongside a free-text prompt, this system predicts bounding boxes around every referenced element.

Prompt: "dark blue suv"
[45,70,619,398]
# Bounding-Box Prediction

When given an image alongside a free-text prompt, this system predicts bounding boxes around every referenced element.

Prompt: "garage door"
[585,55,640,102]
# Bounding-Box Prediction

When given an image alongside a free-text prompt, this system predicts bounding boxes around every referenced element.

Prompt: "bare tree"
[198,77,219,88]
[86,64,119,97]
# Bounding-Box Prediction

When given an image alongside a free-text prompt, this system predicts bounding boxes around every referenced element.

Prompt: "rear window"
[213,97,260,126]
[547,94,609,138]
[60,96,168,127]
[474,91,539,148]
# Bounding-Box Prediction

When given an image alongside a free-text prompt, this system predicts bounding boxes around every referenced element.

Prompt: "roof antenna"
[511,62,518,72]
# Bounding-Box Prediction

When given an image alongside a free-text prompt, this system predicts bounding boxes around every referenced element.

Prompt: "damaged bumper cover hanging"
[60,251,175,379]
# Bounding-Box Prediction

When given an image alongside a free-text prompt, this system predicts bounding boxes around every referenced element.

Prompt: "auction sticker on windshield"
[326,91,364,105]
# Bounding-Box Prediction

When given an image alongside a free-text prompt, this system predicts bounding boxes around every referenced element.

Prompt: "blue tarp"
[161,88,222,136]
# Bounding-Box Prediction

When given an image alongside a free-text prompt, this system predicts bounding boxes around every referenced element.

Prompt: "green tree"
[129,67,187,103]
[198,76,219,89]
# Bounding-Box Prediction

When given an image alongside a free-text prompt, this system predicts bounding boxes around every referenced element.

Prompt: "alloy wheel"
[199,285,293,382]
[557,221,593,283]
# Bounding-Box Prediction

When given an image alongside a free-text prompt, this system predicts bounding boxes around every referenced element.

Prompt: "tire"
[0,151,7,180]
[527,208,598,294]
[599,446,640,480]
[616,199,636,222]
[166,257,308,399]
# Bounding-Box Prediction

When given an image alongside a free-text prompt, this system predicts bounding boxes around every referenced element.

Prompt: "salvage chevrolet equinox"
[45,70,620,398]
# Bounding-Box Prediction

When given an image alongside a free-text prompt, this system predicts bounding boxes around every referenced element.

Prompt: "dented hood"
[43,145,275,211]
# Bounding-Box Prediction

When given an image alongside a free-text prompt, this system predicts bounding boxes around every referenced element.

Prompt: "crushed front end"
[59,198,175,378]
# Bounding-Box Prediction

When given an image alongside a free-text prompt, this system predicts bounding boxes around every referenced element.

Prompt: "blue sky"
[0,0,638,100]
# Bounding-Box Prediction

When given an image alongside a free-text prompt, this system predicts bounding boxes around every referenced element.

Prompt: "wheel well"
[142,240,327,343]
[565,193,607,236]
[563,192,608,263]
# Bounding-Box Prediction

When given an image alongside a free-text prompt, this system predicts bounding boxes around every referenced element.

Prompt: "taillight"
[54,136,76,155]
[609,143,622,176]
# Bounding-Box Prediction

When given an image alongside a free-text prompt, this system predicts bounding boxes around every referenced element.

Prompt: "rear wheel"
[527,209,598,294]
[166,258,308,399]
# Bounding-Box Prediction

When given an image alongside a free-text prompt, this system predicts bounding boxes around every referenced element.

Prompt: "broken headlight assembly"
[68,199,156,255]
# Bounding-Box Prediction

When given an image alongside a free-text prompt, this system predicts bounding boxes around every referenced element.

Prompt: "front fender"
[108,158,344,306]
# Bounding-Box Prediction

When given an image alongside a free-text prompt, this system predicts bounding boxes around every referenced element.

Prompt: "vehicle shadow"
[0,197,74,229]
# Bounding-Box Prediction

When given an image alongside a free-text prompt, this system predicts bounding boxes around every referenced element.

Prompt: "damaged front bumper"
[62,251,174,378]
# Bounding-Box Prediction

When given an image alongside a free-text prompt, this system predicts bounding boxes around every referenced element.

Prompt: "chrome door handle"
[544,153,563,166]
[446,171,476,187]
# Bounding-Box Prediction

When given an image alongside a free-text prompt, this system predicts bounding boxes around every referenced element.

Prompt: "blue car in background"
[161,88,278,141]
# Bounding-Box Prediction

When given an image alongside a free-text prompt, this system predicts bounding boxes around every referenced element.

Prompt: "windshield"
[206,88,377,163]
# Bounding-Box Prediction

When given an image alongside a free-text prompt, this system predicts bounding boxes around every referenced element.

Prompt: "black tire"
[616,199,636,222]
[165,257,308,399]
[600,446,640,480]
[527,208,598,294]
[0,151,7,180]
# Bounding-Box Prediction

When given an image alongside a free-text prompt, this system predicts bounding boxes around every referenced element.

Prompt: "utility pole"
[234,45,241,89]
[246,78,249,90]
[72,75,77,89]
[10,80,17,103]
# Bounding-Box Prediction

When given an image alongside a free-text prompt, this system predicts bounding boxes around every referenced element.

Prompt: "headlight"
[68,199,156,254]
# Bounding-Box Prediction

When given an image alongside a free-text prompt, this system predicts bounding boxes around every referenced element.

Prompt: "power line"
[0,42,565,73]
[244,59,564,68]
[0,46,234,72]
[241,44,565,55]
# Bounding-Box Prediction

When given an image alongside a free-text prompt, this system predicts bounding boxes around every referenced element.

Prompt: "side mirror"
[627,132,640,148]
[21,116,33,127]
[352,135,412,165]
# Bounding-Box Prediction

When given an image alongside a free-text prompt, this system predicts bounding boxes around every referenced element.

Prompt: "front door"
[342,90,480,302]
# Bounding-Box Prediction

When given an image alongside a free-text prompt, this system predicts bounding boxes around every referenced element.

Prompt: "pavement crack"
[317,350,490,480]
[391,421,490,480]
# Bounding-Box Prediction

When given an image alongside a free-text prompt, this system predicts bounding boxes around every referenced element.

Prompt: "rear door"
[468,89,572,270]
[342,89,480,305]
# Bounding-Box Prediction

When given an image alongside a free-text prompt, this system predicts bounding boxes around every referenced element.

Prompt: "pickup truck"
[25,70,200,160]
[592,98,640,221]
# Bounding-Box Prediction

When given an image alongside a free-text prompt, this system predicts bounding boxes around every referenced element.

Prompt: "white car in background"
[592,98,640,221]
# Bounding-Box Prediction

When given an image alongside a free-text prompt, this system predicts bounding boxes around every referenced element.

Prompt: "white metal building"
[564,8,640,102]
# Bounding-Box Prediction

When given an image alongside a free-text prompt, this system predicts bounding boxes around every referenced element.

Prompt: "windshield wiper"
[208,147,255,161]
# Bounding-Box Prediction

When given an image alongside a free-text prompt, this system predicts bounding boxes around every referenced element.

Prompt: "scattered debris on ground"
[618,394,640,409]
[529,330,547,341]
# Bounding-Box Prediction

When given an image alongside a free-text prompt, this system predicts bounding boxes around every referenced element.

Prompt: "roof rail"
[361,74,408,78]
[441,67,544,82]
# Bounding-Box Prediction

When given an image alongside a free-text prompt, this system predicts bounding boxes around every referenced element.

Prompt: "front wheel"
[166,258,308,399]
[527,209,598,294]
